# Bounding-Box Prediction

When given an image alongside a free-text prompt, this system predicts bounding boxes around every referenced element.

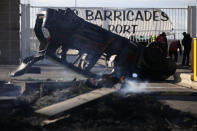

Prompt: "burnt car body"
[12,8,176,81]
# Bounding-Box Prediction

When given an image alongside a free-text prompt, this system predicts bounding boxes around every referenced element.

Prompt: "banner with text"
[66,8,173,38]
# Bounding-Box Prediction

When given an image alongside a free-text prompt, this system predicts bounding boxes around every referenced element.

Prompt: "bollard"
[192,38,197,81]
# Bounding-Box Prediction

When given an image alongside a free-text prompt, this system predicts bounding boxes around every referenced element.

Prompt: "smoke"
[119,79,149,95]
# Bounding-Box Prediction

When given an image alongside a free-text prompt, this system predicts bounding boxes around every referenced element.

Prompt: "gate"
[20,4,196,63]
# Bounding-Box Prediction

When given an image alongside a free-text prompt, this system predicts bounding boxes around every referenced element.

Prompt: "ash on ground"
[0,82,196,131]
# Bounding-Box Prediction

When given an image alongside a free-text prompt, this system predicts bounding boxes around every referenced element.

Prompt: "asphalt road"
[0,64,197,118]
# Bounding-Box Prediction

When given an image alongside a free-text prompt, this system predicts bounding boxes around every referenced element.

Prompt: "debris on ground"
[0,81,196,131]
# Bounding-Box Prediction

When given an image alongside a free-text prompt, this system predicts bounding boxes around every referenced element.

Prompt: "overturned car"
[11,8,176,81]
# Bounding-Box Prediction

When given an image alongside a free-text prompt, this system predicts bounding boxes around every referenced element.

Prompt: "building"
[0,0,20,65]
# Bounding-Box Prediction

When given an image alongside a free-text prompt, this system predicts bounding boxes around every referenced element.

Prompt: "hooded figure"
[182,32,192,66]
[156,32,168,57]
[169,40,182,62]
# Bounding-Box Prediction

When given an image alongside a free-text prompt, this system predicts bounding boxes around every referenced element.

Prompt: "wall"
[0,0,20,65]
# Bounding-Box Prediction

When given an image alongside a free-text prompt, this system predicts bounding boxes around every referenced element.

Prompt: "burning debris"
[0,81,196,131]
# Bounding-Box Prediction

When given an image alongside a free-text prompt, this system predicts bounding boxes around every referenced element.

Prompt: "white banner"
[65,7,173,38]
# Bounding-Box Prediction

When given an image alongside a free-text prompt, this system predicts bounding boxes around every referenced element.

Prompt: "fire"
[120,75,125,81]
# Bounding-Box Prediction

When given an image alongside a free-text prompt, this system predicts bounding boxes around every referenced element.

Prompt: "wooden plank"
[0,96,17,100]
[35,87,117,117]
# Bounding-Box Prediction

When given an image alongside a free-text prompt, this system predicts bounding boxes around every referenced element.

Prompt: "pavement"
[1,63,196,89]
[174,65,197,90]
[0,65,87,82]
[0,64,197,118]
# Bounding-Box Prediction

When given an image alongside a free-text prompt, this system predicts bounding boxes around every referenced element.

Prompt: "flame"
[120,75,125,81]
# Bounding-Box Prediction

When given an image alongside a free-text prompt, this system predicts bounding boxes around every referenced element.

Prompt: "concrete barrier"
[174,72,197,90]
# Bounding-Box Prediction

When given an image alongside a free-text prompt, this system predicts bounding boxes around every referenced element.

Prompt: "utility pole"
[75,0,77,7]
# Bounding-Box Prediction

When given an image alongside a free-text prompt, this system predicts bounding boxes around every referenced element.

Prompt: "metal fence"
[21,4,191,61]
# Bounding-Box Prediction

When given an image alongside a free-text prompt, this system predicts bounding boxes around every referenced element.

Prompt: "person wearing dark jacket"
[182,32,192,66]
[156,32,168,57]
[169,40,182,62]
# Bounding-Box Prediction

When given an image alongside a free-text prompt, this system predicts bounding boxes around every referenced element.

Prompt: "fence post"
[192,38,197,81]
[187,6,196,38]
[21,4,30,60]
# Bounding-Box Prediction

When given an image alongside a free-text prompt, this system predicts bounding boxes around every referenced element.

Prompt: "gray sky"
[24,0,197,8]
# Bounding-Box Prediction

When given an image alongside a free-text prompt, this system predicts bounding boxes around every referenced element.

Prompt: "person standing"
[182,32,192,66]
[156,32,168,57]
[169,40,182,62]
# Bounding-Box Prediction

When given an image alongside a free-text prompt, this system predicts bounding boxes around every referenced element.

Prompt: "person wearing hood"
[182,32,192,66]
